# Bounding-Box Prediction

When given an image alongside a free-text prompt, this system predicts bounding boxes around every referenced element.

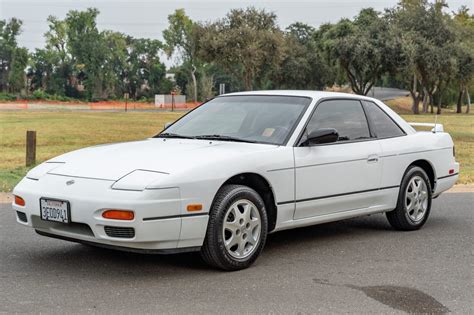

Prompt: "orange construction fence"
[0,100,202,111]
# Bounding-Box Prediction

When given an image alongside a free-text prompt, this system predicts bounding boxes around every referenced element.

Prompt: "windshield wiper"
[155,132,194,139]
[194,134,257,143]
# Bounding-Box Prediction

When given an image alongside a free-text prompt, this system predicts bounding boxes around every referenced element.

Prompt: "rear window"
[363,101,405,138]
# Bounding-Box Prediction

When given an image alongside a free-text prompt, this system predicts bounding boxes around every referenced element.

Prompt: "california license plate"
[40,198,70,223]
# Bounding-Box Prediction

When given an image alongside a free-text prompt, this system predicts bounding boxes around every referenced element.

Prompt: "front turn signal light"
[14,195,25,206]
[102,210,134,220]
[187,204,203,212]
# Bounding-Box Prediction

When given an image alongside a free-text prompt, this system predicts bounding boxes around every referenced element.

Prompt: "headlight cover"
[26,162,65,180]
[111,170,169,191]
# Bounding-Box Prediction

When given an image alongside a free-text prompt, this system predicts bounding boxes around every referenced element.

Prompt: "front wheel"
[200,184,268,271]
[386,166,432,231]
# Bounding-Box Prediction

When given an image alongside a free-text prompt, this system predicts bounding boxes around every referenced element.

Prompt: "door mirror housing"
[301,128,339,146]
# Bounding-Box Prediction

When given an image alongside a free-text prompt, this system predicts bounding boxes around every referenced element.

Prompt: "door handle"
[367,154,379,163]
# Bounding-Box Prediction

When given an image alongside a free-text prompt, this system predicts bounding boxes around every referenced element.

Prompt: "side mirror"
[164,122,173,129]
[301,128,339,146]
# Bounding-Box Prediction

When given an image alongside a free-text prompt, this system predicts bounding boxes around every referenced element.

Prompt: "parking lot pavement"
[0,193,472,314]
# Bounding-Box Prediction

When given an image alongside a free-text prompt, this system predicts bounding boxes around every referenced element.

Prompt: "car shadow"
[19,213,400,277]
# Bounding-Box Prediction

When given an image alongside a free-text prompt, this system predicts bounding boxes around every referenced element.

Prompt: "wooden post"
[26,130,36,167]
[171,90,176,112]
[124,93,129,112]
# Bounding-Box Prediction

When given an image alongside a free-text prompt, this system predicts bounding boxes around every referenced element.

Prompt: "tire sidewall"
[398,166,432,227]
[210,186,268,270]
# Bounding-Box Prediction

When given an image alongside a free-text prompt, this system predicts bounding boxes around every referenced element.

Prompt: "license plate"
[40,198,70,223]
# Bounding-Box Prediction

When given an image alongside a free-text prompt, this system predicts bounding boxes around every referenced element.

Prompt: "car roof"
[221,90,376,101]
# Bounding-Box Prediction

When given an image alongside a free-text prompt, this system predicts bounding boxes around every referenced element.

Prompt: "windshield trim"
[155,94,314,146]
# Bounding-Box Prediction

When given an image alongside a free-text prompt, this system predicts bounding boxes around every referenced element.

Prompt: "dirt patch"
[0,192,12,203]
[447,184,474,193]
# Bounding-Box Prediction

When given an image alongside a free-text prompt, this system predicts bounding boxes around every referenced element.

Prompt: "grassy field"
[0,105,472,191]
[0,111,184,191]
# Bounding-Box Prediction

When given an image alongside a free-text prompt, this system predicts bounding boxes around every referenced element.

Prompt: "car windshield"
[158,95,311,145]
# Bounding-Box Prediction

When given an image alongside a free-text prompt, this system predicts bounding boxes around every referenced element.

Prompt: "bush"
[23,90,79,102]
[31,89,48,100]
[0,92,17,101]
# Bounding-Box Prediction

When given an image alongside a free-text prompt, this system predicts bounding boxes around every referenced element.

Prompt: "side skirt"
[272,206,393,232]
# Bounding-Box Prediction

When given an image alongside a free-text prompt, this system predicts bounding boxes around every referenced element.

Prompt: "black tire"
[386,166,432,231]
[200,184,268,271]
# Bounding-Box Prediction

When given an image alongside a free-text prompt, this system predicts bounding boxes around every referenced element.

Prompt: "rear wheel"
[386,166,432,231]
[201,184,268,271]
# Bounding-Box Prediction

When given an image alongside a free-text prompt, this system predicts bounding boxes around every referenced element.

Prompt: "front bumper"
[12,175,208,251]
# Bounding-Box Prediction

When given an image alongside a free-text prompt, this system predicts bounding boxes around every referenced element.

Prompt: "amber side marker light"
[187,204,203,212]
[14,195,25,206]
[102,210,134,220]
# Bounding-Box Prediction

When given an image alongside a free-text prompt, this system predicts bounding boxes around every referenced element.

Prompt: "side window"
[306,99,371,142]
[363,101,405,138]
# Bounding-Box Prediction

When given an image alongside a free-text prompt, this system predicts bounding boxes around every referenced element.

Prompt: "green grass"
[0,111,184,191]
[0,167,30,192]
[400,114,473,184]
[0,108,472,192]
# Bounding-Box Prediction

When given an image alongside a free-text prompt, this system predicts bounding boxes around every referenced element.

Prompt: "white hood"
[46,138,278,180]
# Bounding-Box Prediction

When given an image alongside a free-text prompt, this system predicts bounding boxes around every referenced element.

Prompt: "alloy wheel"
[222,199,261,259]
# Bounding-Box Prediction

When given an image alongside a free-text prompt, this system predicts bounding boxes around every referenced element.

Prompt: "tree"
[321,9,390,95]
[271,23,333,90]
[8,47,28,92]
[65,8,109,99]
[386,1,459,114]
[453,6,474,113]
[198,7,285,91]
[0,18,24,93]
[126,37,168,98]
[163,9,199,101]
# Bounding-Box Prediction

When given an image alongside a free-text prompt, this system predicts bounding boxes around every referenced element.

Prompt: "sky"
[1,0,473,67]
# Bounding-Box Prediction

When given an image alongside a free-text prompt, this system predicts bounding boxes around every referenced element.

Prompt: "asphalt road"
[1,193,472,314]
[369,87,410,101]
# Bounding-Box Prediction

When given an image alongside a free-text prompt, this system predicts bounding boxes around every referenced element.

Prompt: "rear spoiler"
[408,122,444,133]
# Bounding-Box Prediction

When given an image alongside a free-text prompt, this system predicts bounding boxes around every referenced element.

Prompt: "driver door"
[293,99,382,220]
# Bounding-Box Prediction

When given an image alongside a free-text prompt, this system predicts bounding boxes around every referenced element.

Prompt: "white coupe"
[12,91,459,270]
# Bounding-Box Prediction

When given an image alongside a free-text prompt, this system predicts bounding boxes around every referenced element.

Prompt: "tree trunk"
[190,64,197,103]
[411,74,419,114]
[436,95,442,115]
[410,91,420,114]
[465,86,471,114]
[422,87,428,113]
[456,84,465,113]
[429,93,434,114]
[243,71,253,91]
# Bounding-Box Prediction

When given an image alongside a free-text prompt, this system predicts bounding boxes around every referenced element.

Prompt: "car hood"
[45,138,279,181]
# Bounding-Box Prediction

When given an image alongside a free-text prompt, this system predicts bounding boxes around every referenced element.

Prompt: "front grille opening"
[17,211,27,223]
[104,226,135,239]
[30,216,94,237]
